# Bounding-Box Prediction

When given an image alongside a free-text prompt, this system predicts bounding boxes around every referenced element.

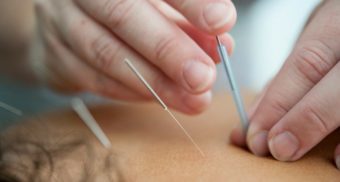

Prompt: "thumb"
[246,0,340,157]
[268,61,340,161]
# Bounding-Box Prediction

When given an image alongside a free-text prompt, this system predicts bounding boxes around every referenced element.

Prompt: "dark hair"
[0,130,124,182]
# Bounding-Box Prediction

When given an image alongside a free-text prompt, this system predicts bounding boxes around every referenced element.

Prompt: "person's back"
[0,92,338,181]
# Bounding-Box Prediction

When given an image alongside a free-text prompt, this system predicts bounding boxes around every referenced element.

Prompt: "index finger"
[164,0,236,34]
[75,0,216,94]
[246,0,340,156]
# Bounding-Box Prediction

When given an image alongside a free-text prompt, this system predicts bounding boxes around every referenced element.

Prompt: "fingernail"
[269,131,299,161]
[248,131,269,156]
[336,155,340,169]
[184,91,212,112]
[183,61,214,92]
[203,2,233,29]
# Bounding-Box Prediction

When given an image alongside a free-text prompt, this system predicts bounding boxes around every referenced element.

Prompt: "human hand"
[31,0,236,114]
[231,0,340,168]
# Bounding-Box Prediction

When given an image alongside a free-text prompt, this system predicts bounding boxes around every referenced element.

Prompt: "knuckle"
[91,34,120,72]
[102,0,137,28]
[293,41,336,84]
[262,94,289,117]
[302,104,330,135]
[154,36,179,64]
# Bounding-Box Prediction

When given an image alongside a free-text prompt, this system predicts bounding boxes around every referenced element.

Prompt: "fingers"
[41,25,144,101]
[230,94,264,148]
[164,0,236,34]
[149,0,235,59]
[54,0,212,114]
[139,0,235,61]
[267,62,340,161]
[335,143,340,169]
[177,21,234,62]
[75,0,216,94]
[247,41,338,156]
[230,79,271,149]
[246,0,340,156]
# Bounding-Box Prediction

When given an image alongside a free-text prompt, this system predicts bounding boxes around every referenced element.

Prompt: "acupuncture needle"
[0,101,22,116]
[71,98,112,149]
[216,36,249,130]
[124,58,205,157]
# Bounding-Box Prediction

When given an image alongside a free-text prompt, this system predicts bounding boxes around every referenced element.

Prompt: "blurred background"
[0,0,320,128]
[215,0,320,91]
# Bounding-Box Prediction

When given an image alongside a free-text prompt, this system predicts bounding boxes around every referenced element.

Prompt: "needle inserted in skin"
[216,36,249,130]
[124,58,205,157]
[71,98,112,149]
[0,101,22,116]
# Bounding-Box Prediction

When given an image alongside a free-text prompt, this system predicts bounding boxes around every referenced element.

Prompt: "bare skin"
[1,0,339,167]
[0,92,339,181]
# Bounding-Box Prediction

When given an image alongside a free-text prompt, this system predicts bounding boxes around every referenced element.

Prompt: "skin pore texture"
[0,92,339,182]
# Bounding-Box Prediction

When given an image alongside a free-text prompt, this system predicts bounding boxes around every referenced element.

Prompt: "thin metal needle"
[124,58,205,157]
[166,109,205,156]
[124,59,167,109]
[71,98,112,149]
[216,36,249,130]
[0,101,22,116]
